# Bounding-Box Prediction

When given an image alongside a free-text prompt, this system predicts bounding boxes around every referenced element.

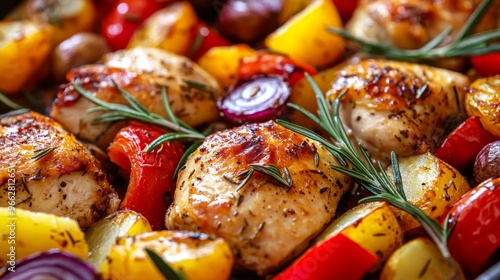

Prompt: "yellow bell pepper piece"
[0,207,88,266]
[265,0,345,68]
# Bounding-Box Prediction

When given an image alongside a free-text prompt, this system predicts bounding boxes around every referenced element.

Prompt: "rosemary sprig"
[329,0,500,62]
[0,108,31,119]
[0,92,24,110]
[72,82,207,148]
[276,74,458,276]
[32,147,58,162]
[145,248,186,280]
[234,164,293,192]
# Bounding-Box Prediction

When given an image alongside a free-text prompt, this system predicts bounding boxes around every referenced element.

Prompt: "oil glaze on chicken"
[347,0,498,50]
[0,111,119,228]
[326,59,469,165]
[51,47,222,149]
[166,121,352,275]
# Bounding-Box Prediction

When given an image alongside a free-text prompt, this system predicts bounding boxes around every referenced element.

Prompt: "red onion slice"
[218,75,291,124]
[0,250,100,280]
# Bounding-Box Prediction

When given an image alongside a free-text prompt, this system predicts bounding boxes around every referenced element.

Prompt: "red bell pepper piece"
[273,233,378,280]
[189,22,231,62]
[445,177,500,272]
[470,52,500,77]
[434,116,497,172]
[108,122,184,230]
[238,52,318,87]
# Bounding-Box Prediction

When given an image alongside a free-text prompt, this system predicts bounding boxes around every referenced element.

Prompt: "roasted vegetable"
[0,250,100,280]
[435,117,497,173]
[265,0,345,68]
[108,122,184,230]
[238,52,317,87]
[0,20,52,94]
[85,210,152,277]
[315,201,403,270]
[474,140,500,183]
[51,32,110,82]
[197,44,256,87]
[20,0,97,46]
[106,231,234,280]
[0,208,88,266]
[101,0,162,51]
[387,152,470,232]
[217,76,291,125]
[216,0,282,43]
[127,2,198,56]
[274,233,377,280]
[466,76,500,138]
[380,238,465,280]
[446,177,500,272]
[189,22,231,61]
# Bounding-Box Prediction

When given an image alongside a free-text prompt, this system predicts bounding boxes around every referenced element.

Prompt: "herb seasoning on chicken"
[0,111,119,228]
[326,59,469,165]
[166,121,352,275]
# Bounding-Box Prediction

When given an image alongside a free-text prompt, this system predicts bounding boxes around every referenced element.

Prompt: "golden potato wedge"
[85,210,152,277]
[0,20,52,94]
[20,0,96,46]
[106,231,233,280]
[0,207,88,266]
[380,238,465,280]
[315,201,403,271]
[197,44,256,87]
[265,0,345,68]
[127,2,198,56]
[387,152,470,232]
[466,76,500,138]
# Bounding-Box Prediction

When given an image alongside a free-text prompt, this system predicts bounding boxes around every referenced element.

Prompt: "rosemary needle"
[32,147,58,162]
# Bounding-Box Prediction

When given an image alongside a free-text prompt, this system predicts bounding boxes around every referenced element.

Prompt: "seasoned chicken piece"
[0,111,119,228]
[326,59,469,165]
[51,47,222,149]
[347,0,498,49]
[166,121,352,275]
[346,0,499,69]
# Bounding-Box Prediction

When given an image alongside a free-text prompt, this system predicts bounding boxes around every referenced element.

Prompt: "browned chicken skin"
[0,111,119,228]
[347,0,498,50]
[51,48,222,150]
[326,59,469,165]
[166,121,352,275]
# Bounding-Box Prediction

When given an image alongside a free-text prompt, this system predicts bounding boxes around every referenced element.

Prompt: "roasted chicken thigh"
[0,111,119,228]
[51,47,222,149]
[166,121,352,275]
[326,59,469,165]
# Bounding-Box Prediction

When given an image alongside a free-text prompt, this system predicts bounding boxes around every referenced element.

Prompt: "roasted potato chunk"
[387,152,470,232]
[106,231,234,280]
[19,0,96,46]
[466,76,500,138]
[315,201,403,271]
[85,210,152,277]
[127,2,198,56]
[0,20,52,94]
[0,207,87,266]
[380,238,465,280]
